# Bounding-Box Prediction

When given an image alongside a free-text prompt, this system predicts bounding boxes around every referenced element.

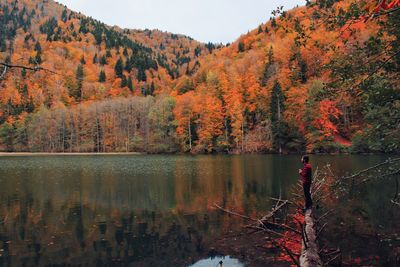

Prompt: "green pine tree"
[260,46,275,86]
[120,75,127,87]
[238,42,245,53]
[270,81,287,153]
[93,53,98,64]
[72,64,84,100]
[98,69,106,82]
[127,76,133,92]
[114,58,124,78]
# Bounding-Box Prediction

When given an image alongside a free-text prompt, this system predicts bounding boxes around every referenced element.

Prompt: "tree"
[174,92,195,151]
[127,76,133,92]
[148,96,177,152]
[120,75,127,87]
[238,41,245,52]
[193,95,224,152]
[0,122,15,152]
[30,51,42,65]
[61,9,68,22]
[34,41,42,52]
[93,53,98,64]
[261,46,275,86]
[71,64,84,100]
[258,25,263,34]
[270,81,287,153]
[100,55,107,65]
[99,69,106,82]
[114,58,124,78]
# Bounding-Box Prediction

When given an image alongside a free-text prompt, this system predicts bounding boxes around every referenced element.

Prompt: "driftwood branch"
[213,203,258,222]
[261,200,289,222]
[341,158,400,180]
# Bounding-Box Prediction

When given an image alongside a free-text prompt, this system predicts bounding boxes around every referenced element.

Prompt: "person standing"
[299,155,313,210]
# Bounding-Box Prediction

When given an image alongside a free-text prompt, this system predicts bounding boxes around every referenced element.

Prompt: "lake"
[0,154,391,266]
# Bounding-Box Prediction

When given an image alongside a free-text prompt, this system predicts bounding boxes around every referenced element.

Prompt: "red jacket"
[300,163,312,185]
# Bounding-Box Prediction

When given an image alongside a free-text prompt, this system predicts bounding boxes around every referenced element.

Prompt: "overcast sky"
[56,0,305,44]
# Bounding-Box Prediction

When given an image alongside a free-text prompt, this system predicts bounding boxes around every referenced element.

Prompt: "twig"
[213,203,258,222]
[261,200,289,222]
[321,248,340,257]
[391,200,400,207]
[316,222,328,239]
[316,209,333,225]
[260,220,301,234]
[281,245,301,267]
[324,253,341,266]
[341,158,400,180]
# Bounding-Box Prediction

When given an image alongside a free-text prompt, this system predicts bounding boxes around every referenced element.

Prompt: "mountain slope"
[0,0,399,153]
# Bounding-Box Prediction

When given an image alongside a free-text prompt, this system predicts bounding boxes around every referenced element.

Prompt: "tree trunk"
[299,209,323,267]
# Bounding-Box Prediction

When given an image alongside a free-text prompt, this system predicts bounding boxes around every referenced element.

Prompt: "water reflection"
[189,256,243,267]
[0,154,390,266]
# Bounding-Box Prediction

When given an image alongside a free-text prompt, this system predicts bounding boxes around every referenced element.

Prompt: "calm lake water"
[0,154,391,266]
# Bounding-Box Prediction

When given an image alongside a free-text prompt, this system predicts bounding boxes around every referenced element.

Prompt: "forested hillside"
[0,0,399,153]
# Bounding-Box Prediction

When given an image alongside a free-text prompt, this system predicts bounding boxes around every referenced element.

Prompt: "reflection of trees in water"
[0,192,233,266]
[0,155,308,266]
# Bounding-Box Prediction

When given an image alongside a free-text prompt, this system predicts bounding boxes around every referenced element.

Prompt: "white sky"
[56,0,305,44]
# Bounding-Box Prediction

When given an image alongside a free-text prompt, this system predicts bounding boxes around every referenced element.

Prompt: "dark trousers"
[303,182,313,209]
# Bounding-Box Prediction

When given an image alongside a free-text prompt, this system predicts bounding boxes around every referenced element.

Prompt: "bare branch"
[341,158,400,180]
[213,203,258,222]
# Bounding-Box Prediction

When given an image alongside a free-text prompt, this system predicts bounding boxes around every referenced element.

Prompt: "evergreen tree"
[34,51,42,64]
[120,75,127,87]
[258,25,263,34]
[299,57,308,83]
[260,46,275,86]
[124,58,132,72]
[25,96,35,113]
[127,76,133,92]
[34,41,41,52]
[123,47,129,57]
[93,53,98,64]
[99,55,107,65]
[98,69,106,82]
[21,84,28,96]
[61,9,68,23]
[72,64,84,100]
[238,41,245,52]
[150,81,155,95]
[271,18,277,28]
[114,58,124,78]
[137,68,147,82]
[270,81,287,153]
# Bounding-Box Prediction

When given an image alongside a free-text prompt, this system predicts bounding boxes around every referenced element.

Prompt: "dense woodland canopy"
[0,0,399,153]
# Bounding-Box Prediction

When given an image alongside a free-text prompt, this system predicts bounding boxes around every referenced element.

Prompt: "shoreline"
[0,152,144,156]
[0,152,396,157]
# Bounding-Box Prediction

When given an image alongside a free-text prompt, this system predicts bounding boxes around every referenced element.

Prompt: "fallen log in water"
[299,209,323,267]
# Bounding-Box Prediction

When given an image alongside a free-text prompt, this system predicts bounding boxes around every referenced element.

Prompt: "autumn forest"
[0,0,399,154]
